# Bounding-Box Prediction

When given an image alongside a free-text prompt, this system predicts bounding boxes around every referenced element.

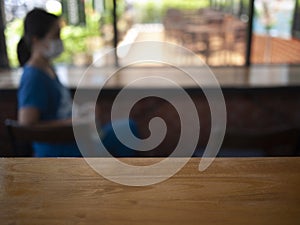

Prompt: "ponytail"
[17,37,31,67]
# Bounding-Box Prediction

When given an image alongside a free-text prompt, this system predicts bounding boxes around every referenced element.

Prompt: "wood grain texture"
[0,157,300,225]
[1,66,300,90]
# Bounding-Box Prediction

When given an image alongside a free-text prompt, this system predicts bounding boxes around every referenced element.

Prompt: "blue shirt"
[18,65,81,157]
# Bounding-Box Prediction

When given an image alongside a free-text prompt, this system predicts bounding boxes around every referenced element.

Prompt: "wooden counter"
[0,157,299,224]
[1,65,300,89]
[1,65,300,156]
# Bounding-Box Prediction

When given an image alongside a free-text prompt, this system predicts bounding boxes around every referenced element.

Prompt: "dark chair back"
[5,119,76,156]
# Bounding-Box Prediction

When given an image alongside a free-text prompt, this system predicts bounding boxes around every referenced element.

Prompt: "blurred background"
[1,0,300,68]
[1,0,300,157]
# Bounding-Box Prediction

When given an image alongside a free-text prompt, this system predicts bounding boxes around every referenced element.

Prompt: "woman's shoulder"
[23,64,44,75]
[21,65,50,82]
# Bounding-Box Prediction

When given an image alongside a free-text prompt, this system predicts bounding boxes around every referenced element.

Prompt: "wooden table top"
[0,157,300,225]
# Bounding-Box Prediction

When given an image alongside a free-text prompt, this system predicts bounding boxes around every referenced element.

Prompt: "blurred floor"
[251,35,300,64]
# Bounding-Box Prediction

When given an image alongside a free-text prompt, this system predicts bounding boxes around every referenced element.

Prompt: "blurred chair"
[223,16,247,65]
[163,8,185,43]
[5,119,76,156]
[221,127,300,157]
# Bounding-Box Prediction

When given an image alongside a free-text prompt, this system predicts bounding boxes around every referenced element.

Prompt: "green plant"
[55,9,101,64]
[5,19,23,68]
[134,0,209,24]
[5,0,102,67]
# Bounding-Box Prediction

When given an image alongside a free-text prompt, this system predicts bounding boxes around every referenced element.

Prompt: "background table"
[0,157,300,225]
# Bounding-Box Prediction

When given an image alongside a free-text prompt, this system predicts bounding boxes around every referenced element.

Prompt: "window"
[251,0,300,64]
[1,0,123,67]
[115,0,249,67]
[1,0,300,68]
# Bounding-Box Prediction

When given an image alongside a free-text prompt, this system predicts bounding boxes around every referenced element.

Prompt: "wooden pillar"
[112,0,119,67]
[245,0,254,66]
[0,0,9,68]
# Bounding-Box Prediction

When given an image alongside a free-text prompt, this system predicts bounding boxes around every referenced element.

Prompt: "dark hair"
[17,8,59,66]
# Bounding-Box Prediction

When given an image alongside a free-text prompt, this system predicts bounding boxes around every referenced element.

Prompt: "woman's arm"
[18,107,71,127]
[18,107,39,125]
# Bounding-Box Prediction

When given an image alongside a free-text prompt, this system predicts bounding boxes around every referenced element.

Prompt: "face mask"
[43,39,64,59]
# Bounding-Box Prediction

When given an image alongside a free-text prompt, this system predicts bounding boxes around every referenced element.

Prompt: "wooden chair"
[221,127,300,156]
[5,119,76,156]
